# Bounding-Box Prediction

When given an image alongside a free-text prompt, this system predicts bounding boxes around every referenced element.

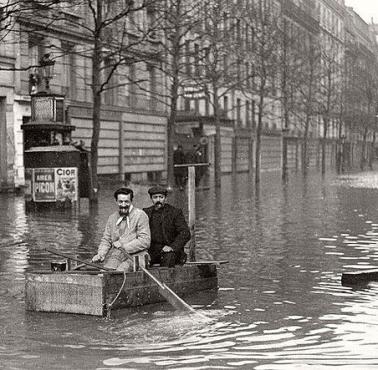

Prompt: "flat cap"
[148,185,168,196]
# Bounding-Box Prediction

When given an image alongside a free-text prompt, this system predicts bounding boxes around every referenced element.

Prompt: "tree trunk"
[281,20,289,182]
[90,91,101,202]
[213,87,221,188]
[302,115,310,176]
[321,117,328,176]
[89,0,102,203]
[255,95,263,186]
[360,126,368,170]
[282,135,288,182]
[369,132,376,170]
[167,74,179,189]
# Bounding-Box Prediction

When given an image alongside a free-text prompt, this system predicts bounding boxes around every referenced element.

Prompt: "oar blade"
[157,283,196,313]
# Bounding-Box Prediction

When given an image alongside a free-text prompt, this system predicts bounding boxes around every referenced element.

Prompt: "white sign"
[183,84,205,99]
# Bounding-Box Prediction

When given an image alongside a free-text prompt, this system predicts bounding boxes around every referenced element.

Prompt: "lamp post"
[39,53,55,93]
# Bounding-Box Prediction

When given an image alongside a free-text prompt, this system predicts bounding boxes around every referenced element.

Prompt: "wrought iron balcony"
[281,0,319,34]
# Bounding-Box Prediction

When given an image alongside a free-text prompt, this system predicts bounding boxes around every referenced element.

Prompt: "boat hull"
[341,269,378,285]
[25,264,218,316]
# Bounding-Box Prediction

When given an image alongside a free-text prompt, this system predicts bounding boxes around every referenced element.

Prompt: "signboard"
[30,167,78,203]
[55,167,78,202]
[33,168,55,201]
[34,96,54,121]
[183,84,205,99]
[32,95,64,123]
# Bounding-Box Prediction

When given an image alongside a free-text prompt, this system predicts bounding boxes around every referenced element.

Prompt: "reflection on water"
[2,171,378,368]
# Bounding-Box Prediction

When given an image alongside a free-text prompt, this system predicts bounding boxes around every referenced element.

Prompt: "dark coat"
[173,149,186,176]
[143,203,191,253]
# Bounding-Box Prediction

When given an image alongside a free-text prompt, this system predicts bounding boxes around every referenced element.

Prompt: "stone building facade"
[1,1,168,191]
[1,0,377,191]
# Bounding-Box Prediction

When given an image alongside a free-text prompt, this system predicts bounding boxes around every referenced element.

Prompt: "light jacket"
[97,207,150,261]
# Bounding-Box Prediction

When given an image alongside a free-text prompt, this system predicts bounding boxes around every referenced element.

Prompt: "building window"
[104,58,117,105]
[128,62,136,105]
[223,95,228,117]
[205,96,209,116]
[194,98,199,113]
[28,35,45,69]
[184,98,190,111]
[185,40,191,76]
[236,98,241,126]
[62,43,76,99]
[194,43,200,76]
[223,54,228,75]
[246,100,250,127]
[147,5,157,39]
[148,64,157,110]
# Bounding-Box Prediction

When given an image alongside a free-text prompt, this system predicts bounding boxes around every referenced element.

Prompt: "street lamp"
[38,53,55,92]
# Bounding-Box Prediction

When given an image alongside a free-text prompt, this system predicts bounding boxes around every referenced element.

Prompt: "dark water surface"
[2,171,378,369]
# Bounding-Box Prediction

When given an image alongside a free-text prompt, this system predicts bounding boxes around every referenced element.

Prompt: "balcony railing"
[281,0,319,34]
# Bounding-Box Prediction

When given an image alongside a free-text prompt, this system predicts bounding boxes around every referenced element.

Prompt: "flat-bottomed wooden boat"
[25,263,219,316]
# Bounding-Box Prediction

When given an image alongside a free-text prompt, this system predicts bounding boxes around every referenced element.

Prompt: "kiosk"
[22,92,90,210]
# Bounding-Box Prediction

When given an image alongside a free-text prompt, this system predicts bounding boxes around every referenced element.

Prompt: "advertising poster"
[33,168,55,202]
[55,167,78,202]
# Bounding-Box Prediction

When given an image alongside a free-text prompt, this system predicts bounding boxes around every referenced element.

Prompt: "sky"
[345,0,378,24]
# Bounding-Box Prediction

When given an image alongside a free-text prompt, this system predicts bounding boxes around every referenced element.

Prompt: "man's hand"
[113,240,121,249]
[162,245,173,253]
[92,254,104,263]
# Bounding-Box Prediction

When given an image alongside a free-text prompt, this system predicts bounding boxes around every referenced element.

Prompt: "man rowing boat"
[92,187,150,271]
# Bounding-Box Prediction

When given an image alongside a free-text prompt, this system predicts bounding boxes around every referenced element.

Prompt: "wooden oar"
[186,260,229,266]
[45,248,113,271]
[72,263,87,271]
[120,249,197,313]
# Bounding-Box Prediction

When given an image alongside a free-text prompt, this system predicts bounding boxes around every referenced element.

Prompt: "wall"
[260,135,282,171]
[70,106,121,176]
[69,105,167,180]
[121,112,166,176]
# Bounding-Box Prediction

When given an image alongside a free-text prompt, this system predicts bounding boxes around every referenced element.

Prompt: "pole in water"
[188,165,196,262]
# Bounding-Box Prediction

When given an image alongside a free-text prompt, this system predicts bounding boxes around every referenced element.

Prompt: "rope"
[105,269,127,319]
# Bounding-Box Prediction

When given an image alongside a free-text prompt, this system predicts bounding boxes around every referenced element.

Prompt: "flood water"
[2,170,378,369]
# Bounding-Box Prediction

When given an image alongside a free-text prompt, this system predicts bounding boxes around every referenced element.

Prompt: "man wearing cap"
[143,186,191,267]
[92,187,150,271]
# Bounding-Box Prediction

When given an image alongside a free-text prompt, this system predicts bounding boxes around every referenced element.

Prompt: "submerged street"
[1,170,378,369]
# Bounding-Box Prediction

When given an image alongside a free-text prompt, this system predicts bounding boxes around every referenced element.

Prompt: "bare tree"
[295,39,321,175]
[184,0,241,187]
[146,0,203,188]
[317,42,343,175]
[241,0,281,186]
[277,16,306,180]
